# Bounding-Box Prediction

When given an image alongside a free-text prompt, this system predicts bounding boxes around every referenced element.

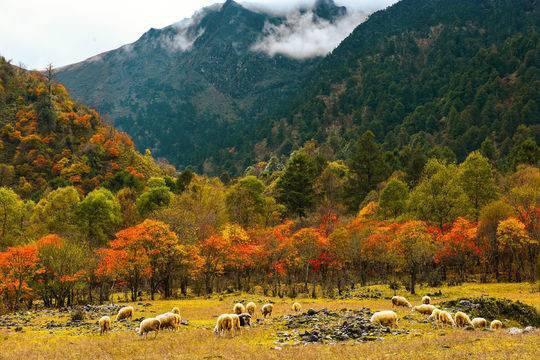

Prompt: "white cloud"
[251,10,367,59]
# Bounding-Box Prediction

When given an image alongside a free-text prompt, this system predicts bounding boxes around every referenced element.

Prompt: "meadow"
[0,282,538,360]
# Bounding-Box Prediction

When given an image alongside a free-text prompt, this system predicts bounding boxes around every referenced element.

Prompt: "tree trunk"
[409,270,417,294]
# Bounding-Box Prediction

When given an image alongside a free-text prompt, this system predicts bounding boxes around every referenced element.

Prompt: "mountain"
[56,0,353,175]
[0,57,163,200]
[267,0,539,165]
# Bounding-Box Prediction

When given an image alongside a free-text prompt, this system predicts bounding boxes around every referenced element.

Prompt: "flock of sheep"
[97,301,303,339]
[370,295,504,330]
[214,301,302,337]
[98,305,182,338]
[97,296,504,340]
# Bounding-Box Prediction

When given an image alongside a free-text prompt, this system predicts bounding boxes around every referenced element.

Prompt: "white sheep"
[391,296,412,308]
[490,319,503,330]
[454,311,474,328]
[292,302,302,312]
[214,314,233,337]
[412,304,437,315]
[230,314,241,335]
[246,302,256,316]
[137,318,161,339]
[428,308,441,322]
[370,310,398,328]
[116,306,134,321]
[436,310,455,327]
[156,312,180,331]
[261,303,274,318]
[99,316,111,335]
[233,303,246,315]
[171,307,180,315]
[422,295,431,305]
[472,317,488,329]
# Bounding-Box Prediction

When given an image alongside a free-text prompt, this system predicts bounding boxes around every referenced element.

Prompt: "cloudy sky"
[0,0,397,70]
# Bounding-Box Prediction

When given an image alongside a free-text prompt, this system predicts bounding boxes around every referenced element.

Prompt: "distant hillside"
[56,0,354,175]
[0,57,163,199]
[267,0,539,166]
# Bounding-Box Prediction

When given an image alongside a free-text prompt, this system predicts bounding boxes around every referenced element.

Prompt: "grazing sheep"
[472,317,488,329]
[292,302,302,313]
[214,314,233,337]
[391,296,412,308]
[436,311,455,327]
[370,310,398,328]
[230,314,241,335]
[490,319,503,330]
[428,308,441,322]
[116,306,134,321]
[233,303,246,315]
[137,318,161,339]
[412,304,437,315]
[171,307,180,315]
[261,303,274,318]
[156,312,180,331]
[246,302,256,316]
[238,313,252,327]
[454,311,474,328]
[422,295,431,305]
[99,316,111,335]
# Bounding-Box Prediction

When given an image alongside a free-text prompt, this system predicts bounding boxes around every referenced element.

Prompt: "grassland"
[0,283,539,360]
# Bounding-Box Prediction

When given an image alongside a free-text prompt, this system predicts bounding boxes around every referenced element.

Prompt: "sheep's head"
[239,313,252,327]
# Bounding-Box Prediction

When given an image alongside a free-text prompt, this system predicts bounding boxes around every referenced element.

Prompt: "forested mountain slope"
[267,0,539,166]
[56,0,351,174]
[0,58,163,199]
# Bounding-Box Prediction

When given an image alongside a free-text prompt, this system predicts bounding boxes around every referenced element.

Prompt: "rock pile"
[441,297,540,327]
[276,308,407,344]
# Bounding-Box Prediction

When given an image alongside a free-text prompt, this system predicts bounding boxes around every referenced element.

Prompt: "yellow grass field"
[0,283,539,360]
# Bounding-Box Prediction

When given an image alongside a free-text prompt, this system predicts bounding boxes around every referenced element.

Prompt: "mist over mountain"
[56,0,362,174]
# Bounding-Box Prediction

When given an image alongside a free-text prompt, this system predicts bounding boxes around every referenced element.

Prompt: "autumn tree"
[97,220,185,300]
[478,200,514,280]
[392,221,435,294]
[198,234,230,294]
[435,218,480,282]
[497,218,537,281]
[0,243,39,310]
[152,177,227,244]
[35,235,87,307]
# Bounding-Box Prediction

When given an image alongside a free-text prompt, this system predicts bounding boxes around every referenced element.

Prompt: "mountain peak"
[313,0,347,21]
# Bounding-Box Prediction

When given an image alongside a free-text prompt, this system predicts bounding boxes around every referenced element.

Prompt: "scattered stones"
[277,308,407,345]
[508,327,523,335]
